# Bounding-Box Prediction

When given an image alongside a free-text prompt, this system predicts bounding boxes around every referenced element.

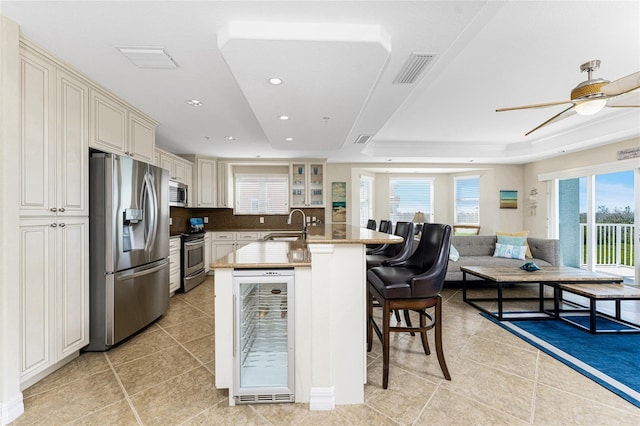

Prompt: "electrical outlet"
[259,217,265,224]
[203,217,209,224]
[169,217,173,226]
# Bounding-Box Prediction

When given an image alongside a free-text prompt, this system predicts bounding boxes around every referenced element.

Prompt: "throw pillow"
[496,231,532,258]
[449,244,460,262]
[497,235,527,247]
[493,243,527,260]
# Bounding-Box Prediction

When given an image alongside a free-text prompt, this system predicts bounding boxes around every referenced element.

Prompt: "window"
[234,173,289,214]
[359,176,374,226]
[388,177,433,223]
[454,176,480,224]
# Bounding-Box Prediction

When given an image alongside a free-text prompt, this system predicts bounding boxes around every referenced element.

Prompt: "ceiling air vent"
[393,53,435,84]
[354,134,372,145]
[116,46,179,69]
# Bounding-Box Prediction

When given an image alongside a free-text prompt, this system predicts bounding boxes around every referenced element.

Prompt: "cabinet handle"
[50,223,57,227]
[59,223,66,227]
[58,207,65,212]
[50,207,57,212]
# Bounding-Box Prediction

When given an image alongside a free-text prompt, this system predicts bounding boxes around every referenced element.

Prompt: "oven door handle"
[184,240,204,248]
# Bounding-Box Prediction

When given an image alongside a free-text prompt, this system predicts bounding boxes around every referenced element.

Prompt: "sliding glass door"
[557,169,637,285]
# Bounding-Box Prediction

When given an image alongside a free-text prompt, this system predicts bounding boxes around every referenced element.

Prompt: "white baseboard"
[1,392,24,426]
[309,386,335,411]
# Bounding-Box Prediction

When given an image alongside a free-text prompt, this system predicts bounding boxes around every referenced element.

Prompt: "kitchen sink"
[262,233,304,241]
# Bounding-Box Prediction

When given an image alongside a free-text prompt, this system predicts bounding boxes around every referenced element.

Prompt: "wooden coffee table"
[461,265,624,321]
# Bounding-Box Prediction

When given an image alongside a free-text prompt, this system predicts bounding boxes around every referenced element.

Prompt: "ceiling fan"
[497,60,640,136]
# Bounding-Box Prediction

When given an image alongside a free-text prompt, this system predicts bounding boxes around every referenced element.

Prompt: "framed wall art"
[500,190,518,209]
[331,182,346,222]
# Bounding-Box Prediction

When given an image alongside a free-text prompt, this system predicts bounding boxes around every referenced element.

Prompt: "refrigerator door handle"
[147,172,159,251]
[115,260,168,281]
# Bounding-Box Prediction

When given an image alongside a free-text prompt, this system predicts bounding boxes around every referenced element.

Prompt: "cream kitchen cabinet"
[169,236,181,294]
[181,155,217,208]
[204,232,212,274]
[211,231,260,263]
[19,47,89,218]
[89,88,157,164]
[290,161,326,207]
[155,148,193,184]
[217,161,231,208]
[18,216,89,387]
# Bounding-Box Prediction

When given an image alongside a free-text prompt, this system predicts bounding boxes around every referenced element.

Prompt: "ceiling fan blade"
[496,100,572,112]
[524,105,576,136]
[606,91,640,107]
[601,71,640,96]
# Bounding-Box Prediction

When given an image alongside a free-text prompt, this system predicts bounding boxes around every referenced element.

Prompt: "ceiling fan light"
[574,98,607,116]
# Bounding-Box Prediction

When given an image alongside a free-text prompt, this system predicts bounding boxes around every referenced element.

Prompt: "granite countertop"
[211,224,402,269]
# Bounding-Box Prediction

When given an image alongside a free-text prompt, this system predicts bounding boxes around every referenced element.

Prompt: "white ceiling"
[2,1,639,164]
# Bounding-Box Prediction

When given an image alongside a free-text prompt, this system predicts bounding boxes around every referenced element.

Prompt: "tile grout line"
[530,350,540,424]
[104,352,145,426]
[411,381,442,425]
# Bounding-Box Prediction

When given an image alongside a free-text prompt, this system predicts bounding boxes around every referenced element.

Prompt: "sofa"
[445,235,560,283]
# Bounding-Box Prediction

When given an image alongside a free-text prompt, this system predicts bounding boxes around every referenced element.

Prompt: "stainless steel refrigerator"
[86,151,170,351]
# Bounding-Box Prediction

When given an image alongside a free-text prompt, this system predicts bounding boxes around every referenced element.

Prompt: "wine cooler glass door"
[232,270,294,403]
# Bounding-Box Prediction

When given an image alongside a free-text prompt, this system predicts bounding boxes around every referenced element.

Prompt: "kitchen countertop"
[211,224,402,269]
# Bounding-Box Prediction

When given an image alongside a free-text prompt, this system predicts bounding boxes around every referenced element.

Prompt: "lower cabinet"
[211,232,261,263]
[205,232,212,274]
[169,236,181,294]
[19,216,89,387]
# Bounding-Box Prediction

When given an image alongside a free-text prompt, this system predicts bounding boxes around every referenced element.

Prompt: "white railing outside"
[579,223,636,267]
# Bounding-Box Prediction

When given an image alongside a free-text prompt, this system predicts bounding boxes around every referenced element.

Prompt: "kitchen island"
[211,224,402,410]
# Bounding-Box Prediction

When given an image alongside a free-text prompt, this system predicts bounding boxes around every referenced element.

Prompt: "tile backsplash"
[170,207,325,234]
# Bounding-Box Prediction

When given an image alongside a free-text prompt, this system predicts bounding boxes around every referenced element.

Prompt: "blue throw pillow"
[496,235,527,247]
[493,243,527,260]
[449,244,460,262]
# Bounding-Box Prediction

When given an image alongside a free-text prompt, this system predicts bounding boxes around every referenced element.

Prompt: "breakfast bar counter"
[212,224,402,409]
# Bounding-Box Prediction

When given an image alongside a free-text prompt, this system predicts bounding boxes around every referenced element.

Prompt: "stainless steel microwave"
[169,180,188,207]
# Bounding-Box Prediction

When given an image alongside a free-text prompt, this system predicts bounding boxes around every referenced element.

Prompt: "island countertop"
[211,224,402,269]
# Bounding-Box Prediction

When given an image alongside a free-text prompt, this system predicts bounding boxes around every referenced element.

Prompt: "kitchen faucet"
[287,209,307,239]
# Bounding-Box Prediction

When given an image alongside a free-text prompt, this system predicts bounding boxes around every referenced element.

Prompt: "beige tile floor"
[12,277,640,425]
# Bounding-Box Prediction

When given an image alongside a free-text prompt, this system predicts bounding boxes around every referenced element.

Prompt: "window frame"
[454,175,480,225]
[359,175,374,227]
[388,176,434,223]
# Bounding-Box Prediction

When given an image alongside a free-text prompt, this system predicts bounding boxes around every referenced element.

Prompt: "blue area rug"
[481,313,640,408]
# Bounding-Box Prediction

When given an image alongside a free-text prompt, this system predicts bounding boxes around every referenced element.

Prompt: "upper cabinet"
[155,148,193,184]
[19,46,89,217]
[217,161,231,208]
[181,155,217,208]
[290,161,326,208]
[89,88,157,164]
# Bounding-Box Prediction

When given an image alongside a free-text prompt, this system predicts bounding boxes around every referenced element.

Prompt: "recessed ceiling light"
[224,136,236,141]
[186,99,203,107]
[279,115,289,120]
[268,77,283,85]
[285,137,294,141]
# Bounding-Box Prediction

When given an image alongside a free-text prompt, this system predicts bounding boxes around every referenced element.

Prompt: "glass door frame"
[543,158,639,284]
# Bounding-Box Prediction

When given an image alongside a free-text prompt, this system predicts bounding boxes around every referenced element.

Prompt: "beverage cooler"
[232,269,294,404]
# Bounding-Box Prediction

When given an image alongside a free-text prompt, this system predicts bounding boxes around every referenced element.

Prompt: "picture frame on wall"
[332,182,346,222]
[500,190,518,209]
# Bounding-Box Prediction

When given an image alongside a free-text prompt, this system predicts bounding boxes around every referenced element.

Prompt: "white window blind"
[454,176,480,224]
[359,176,374,226]
[388,177,433,223]
[234,173,289,215]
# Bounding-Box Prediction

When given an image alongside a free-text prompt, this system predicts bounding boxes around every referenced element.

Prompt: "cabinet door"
[89,89,127,154]
[19,49,56,216]
[159,151,173,174]
[214,242,235,261]
[173,159,186,183]
[308,162,325,207]
[184,164,193,207]
[56,217,89,358]
[56,69,89,216]
[197,158,216,207]
[217,161,229,208]
[128,112,155,163]
[204,233,212,273]
[19,218,55,381]
[290,162,307,207]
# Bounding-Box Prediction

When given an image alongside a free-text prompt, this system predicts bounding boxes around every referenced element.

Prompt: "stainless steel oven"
[180,232,206,292]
